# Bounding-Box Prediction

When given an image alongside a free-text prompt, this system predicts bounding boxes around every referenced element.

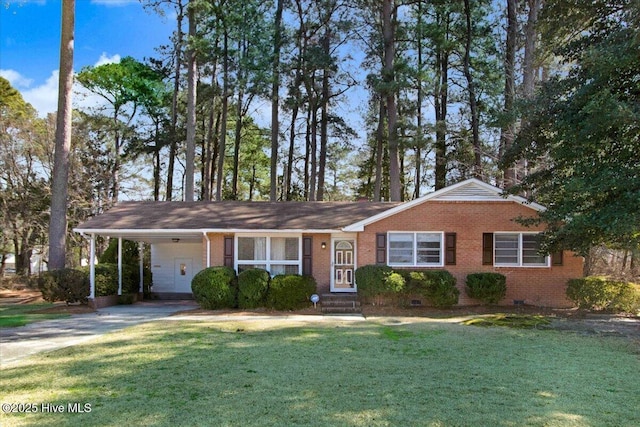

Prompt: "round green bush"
[567,276,640,313]
[465,272,507,304]
[191,266,237,309]
[354,265,395,298]
[38,268,89,304]
[403,270,458,308]
[238,268,270,309]
[266,274,316,311]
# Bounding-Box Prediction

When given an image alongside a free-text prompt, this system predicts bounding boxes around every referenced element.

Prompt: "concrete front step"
[320,293,361,314]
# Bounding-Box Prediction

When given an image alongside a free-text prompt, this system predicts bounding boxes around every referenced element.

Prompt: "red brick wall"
[358,201,583,307]
[307,233,332,294]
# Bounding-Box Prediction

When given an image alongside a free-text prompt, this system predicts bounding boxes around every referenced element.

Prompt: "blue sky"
[0,0,175,115]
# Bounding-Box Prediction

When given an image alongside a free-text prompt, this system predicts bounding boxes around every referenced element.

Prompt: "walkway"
[0,301,198,366]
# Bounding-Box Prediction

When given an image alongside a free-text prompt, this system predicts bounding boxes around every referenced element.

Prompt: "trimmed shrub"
[465,273,507,304]
[266,274,316,311]
[99,239,140,265]
[403,270,459,308]
[38,268,89,304]
[238,268,270,309]
[566,276,640,313]
[354,265,403,300]
[191,266,237,309]
[80,263,152,296]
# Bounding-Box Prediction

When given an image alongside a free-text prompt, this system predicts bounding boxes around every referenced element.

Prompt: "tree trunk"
[500,0,518,188]
[184,3,197,202]
[434,43,449,189]
[463,0,482,179]
[166,1,184,201]
[153,119,161,201]
[374,98,385,201]
[232,86,244,199]
[216,30,230,201]
[383,0,401,201]
[317,30,331,201]
[48,0,75,270]
[270,0,284,201]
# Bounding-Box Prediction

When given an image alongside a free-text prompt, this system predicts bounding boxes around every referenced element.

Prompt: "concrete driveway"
[0,301,198,366]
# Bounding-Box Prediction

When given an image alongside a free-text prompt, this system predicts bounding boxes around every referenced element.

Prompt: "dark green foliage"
[402,270,459,308]
[266,275,316,311]
[354,265,399,298]
[38,269,89,304]
[465,273,507,304]
[238,268,270,309]
[191,266,237,310]
[99,239,141,265]
[78,263,151,297]
[504,4,640,255]
[566,277,640,313]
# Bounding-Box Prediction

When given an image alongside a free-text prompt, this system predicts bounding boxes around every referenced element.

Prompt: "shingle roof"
[75,200,402,232]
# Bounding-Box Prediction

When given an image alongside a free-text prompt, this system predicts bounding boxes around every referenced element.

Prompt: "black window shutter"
[223,236,234,268]
[376,233,386,264]
[445,232,457,265]
[302,237,313,276]
[482,233,494,265]
[551,251,563,266]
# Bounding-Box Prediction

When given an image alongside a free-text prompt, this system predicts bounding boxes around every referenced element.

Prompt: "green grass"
[461,314,552,329]
[0,318,638,426]
[0,303,70,328]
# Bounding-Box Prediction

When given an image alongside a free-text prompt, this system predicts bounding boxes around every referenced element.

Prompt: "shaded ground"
[2,284,638,342]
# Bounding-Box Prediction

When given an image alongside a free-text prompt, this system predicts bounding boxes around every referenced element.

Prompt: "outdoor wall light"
[321,242,327,249]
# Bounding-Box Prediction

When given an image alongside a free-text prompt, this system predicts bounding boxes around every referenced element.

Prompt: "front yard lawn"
[0,303,70,328]
[1,317,638,426]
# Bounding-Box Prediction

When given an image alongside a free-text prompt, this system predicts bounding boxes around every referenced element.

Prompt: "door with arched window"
[331,239,356,292]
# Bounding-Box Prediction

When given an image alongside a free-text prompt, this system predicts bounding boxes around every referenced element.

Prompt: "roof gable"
[343,178,545,231]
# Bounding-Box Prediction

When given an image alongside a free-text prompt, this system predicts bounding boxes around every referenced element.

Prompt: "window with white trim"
[236,236,301,275]
[494,233,548,267]
[388,232,443,266]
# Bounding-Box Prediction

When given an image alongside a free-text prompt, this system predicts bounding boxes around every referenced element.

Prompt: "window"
[494,233,548,267]
[388,232,443,266]
[236,235,301,275]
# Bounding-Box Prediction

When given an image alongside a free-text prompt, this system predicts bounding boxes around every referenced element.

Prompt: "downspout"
[203,231,211,268]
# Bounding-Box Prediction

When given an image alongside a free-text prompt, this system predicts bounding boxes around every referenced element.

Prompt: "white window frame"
[387,231,444,267]
[494,232,550,267]
[235,234,302,276]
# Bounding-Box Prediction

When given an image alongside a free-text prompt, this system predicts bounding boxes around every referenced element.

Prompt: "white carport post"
[117,237,123,296]
[138,242,144,294]
[203,232,211,268]
[89,234,96,299]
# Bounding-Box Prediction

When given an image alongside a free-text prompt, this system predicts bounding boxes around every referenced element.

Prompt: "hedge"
[38,268,89,304]
[266,274,316,311]
[402,270,459,308]
[566,276,640,313]
[191,266,237,309]
[238,268,270,309]
[465,272,507,304]
[354,265,402,299]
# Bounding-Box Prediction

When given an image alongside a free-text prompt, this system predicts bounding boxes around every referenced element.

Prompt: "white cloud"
[0,69,34,89]
[1,52,122,117]
[94,52,121,66]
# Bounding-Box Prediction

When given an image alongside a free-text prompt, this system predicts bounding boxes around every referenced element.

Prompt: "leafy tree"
[504,1,640,255]
[0,78,51,275]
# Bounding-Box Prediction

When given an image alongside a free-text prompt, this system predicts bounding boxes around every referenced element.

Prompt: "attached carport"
[73,228,206,301]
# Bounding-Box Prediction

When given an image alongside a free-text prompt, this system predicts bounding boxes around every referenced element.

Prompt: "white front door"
[331,239,356,292]
[174,258,193,293]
